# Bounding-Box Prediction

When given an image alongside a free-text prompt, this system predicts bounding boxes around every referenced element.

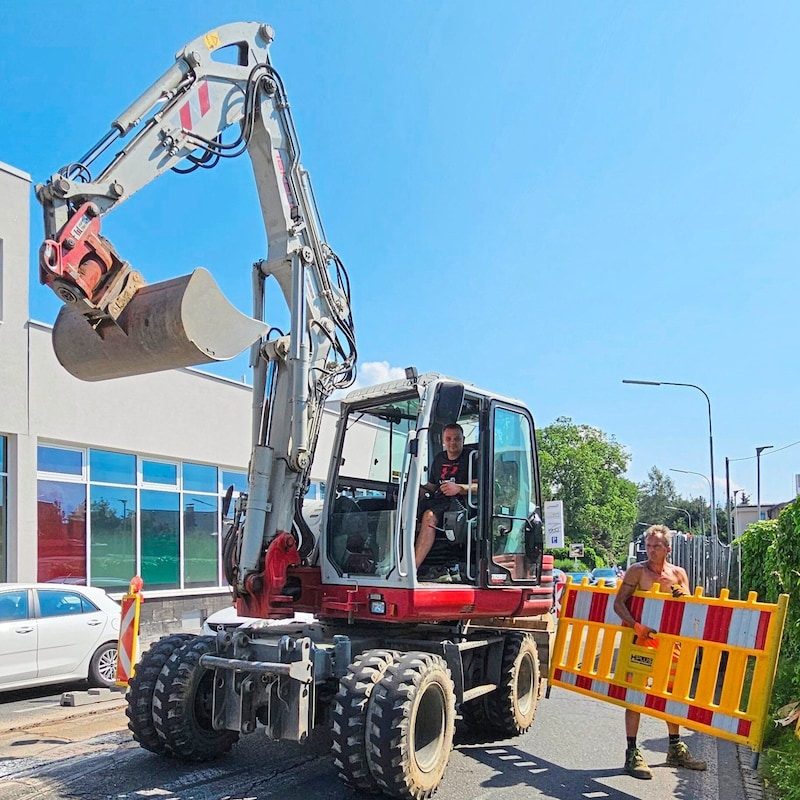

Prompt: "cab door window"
[491,407,538,581]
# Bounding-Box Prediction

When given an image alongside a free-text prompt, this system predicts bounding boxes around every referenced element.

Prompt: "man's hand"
[439,481,461,497]
[633,622,657,644]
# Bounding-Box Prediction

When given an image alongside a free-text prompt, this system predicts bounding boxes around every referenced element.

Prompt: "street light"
[731,489,745,539]
[623,379,717,537]
[669,468,712,535]
[665,505,692,532]
[756,445,773,521]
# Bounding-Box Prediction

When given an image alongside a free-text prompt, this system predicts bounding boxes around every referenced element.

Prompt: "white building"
[0,162,337,638]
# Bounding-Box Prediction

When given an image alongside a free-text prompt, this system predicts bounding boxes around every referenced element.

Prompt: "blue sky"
[2,2,798,510]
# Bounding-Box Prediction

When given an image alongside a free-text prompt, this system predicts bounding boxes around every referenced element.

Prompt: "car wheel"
[89,641,119,687]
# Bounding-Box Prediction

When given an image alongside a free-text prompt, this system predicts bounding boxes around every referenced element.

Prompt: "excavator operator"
[415,423,477,581]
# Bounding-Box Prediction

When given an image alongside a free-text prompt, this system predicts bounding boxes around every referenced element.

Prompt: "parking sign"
[544,500,564,548]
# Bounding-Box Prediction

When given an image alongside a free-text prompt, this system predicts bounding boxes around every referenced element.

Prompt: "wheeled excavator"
[35,22,557,800]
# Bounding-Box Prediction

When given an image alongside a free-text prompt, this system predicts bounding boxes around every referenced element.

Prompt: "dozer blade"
[52,268,268,381]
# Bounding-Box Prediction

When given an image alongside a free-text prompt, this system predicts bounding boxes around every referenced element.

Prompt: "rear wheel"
[483,633,540,736]
[331,649,398,791]
[88,641,118,688]
[126,633,195,754]
[152,636,239,761]
[367,651,455,799]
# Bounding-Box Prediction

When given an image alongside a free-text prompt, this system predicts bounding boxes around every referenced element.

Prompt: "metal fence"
[670,532,742,599]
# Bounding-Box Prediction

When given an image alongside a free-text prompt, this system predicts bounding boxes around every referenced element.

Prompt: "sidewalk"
[0,687,127,734]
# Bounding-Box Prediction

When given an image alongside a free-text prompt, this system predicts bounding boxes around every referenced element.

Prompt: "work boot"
[666,741,707,770]
[624,748,653,780]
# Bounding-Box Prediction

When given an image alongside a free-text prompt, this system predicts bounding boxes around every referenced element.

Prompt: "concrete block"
[61,686,126,706]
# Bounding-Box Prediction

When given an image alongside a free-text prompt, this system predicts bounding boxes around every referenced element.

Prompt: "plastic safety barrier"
[115,576,144,687]
[549,579,788,752]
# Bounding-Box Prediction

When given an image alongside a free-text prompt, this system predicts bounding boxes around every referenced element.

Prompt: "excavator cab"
[321,373,545,592]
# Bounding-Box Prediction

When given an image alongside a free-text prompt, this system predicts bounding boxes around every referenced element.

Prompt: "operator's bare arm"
[613,565,657,638]
[438,479,478,498]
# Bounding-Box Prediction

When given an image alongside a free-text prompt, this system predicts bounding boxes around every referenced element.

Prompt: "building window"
[184,463,219,588]
[141,489,180,590]
[36,443,244,593]
[0,436,7,582]
[37,478,87,583]
[38,445,84,477]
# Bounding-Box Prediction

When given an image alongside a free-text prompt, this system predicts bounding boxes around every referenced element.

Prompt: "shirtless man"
[613,524,707,779]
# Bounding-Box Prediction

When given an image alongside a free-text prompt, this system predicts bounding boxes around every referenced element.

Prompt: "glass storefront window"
[90,486,136,589]
[34,443,241,591]
[142,460,177,486]
[90,449,136,485]
[183,463,217,494]
[221,470,247,494]
[37,479,87,582]
[184,493,219,587]
[140,489,179,590]
[38,445,83,476]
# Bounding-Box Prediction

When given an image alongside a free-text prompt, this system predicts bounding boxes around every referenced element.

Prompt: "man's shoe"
[624,748,653,780]
[666,741,707,770]
[434,572,453,583]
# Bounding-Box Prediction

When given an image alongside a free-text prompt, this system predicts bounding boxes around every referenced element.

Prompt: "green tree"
[636,467,678,526]
[538,416,637,564]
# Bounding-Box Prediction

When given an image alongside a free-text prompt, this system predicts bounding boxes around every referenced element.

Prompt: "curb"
[738,744,766,800]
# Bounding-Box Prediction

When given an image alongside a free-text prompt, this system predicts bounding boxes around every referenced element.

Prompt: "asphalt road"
[0,681,759,800]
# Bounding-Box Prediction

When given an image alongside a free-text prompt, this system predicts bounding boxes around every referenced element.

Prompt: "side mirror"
[524,509,544,579]
[221,484,234,519]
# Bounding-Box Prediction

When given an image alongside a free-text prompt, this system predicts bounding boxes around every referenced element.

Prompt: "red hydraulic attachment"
[237,532,301,619]
[39,202,144,320]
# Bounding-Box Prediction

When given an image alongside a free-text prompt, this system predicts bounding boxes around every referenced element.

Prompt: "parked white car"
[0,583,122,692]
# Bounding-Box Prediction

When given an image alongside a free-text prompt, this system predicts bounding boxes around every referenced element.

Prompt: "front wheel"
[484,633,540,736]
[367,651,455,800]
[88,641,118,688]
[151,636,239,761]
[331,648,398,791]
[126,633,196,754]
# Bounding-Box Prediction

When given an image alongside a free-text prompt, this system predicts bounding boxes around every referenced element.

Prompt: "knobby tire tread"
[126,633,195,754]
[152,636,239,761]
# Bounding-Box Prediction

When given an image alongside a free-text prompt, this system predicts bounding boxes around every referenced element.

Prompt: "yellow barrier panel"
[116,576,143,687]
[550,579,788,753]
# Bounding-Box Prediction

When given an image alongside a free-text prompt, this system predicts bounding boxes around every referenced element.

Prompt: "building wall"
[0,163,33,582]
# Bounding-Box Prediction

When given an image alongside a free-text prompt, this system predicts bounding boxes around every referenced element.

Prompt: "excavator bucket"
[51,268,268,381]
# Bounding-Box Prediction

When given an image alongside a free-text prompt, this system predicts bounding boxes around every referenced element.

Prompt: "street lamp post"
[756,445,773,522]
[665,505,692,533]
[669,468,712,536]
[623,379,717,537]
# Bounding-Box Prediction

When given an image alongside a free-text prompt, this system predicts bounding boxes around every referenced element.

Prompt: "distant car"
[0,583,122,692]
[564,571,593,585]
[591,567,619,588]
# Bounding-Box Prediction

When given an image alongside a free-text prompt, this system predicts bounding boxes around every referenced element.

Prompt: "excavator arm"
[35,22,356,603]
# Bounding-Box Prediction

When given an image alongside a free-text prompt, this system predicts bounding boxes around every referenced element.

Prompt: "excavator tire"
[126,633,195,754]
[330,648,399,791]
[483,633,540,736]
[151,636,239,761]
[366,651,455,800]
